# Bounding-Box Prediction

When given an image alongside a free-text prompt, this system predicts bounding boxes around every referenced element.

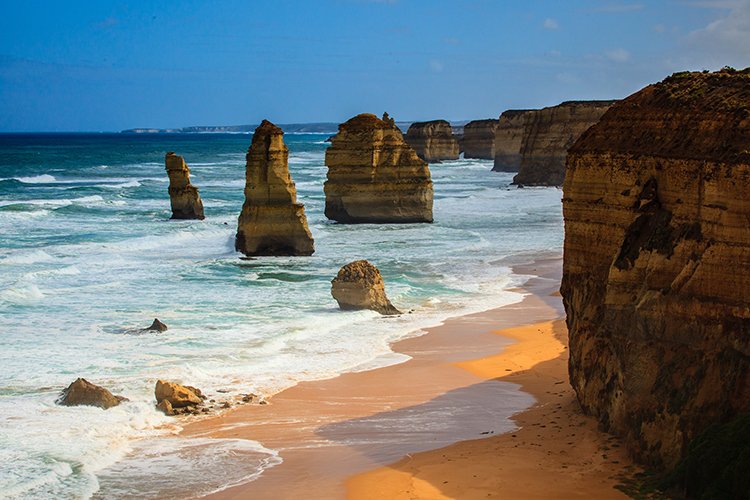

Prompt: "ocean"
[0,132,564,498]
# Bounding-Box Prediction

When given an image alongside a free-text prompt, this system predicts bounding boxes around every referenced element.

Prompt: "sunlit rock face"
[235,120,314,256]
[492,109,535,172]
[165,152,205,220]
[404,120,460,162]
[462,119,499,159]
[324,113,433,224]
[561,69,750,468]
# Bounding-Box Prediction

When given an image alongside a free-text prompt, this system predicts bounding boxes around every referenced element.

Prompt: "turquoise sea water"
[0,132,564,498]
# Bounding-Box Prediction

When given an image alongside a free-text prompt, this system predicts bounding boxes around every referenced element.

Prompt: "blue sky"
[1,0,748,131]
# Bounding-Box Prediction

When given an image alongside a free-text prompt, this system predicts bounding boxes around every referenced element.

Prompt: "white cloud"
[429,59,444,72]
[543,18,559,29]
[605,48,632,62]
[685,0,750,66]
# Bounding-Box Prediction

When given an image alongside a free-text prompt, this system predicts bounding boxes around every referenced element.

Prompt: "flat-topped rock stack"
[461,119,499,159]
[324,113,433,223]
[492,109,535,172]
[235,120,315,256]
[512,100,615,186]
[561,68,750,468]
[165,152,205,219]
[404,120,460,162]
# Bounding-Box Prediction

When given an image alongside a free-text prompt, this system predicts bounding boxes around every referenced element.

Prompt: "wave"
[0,174,57,184]
[1,250,55,265]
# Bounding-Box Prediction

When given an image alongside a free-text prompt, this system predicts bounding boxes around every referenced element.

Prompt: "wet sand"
[182,258,636,499]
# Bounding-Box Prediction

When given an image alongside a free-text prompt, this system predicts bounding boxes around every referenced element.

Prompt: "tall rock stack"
[512,100,615,186]
[235,120,315,256]
[492,109,535,172]
[324,113,433,223]
[461,119,499,159]
[404,120,460,162]
[561,69,750,468]
[165,152,205,219]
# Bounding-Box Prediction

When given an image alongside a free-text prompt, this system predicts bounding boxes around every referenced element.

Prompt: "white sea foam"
[1,250,55,265]
[5,174,58,183]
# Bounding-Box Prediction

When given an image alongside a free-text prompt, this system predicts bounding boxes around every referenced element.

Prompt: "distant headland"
[120,121,469,135]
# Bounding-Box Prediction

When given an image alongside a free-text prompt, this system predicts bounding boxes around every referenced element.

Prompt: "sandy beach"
[181,257,636,499]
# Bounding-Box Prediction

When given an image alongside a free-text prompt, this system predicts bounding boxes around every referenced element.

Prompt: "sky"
[1,0,749,131]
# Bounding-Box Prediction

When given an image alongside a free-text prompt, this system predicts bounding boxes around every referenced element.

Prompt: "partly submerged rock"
[324,113,433,223]
[404,120,460,162]
[143,318,168,332]
[235,120,315,256]
[331,260,401,315]
[165,152,205,220]
[57,378,127,409]
[154,380,202,408]
[156,398,175,416]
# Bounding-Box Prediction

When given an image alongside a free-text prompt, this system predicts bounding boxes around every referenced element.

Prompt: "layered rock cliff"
[492,109,535,172]
[165,152,205,219]
[404,120,460,162]
[324,113,433,223]
[461,119,499,159]
[235,120,315,256]
[513,100,615,186]
[561,68,750,468]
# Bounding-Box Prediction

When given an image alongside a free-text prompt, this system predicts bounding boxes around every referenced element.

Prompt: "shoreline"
[172,256,631,499]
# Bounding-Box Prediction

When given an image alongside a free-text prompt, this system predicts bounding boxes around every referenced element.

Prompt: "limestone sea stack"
[461,119,499,159]
[404,120,460,162]
[165,152,205,219]
[492,109,535,172]
[235,120,315,256]
[561,68,750,468]
[324,113,433,223]
[331,260,401,315]
[513,100,615,186]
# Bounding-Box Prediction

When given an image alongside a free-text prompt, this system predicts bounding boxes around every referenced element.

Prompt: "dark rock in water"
[154,380,202,408]
[331,260,401,315]
[156,398,175,416]
[144,318,168,332]
[57,378,127,409]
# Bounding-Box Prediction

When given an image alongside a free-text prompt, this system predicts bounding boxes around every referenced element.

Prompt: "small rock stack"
[165,152,205,219]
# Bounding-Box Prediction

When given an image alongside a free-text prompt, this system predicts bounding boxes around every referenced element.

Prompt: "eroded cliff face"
[513,101,615,186]
[404,120,460,162]
[324,113,433,223]
[492,110,535,172]
[165,152,205,219]
[462,119,498,159]
[235,120,314,256]
[561,69,750,468]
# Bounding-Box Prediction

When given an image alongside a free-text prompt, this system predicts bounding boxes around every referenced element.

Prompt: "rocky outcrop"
[154,380,203,408]
[513,100,615,186]
[492,110,535,172]
[144,318,168,332]
[561,68,750,468]
[165,152,205,219]
[235,120,315,256]
[462,119,499,159]
[404,120,460,162]
[324,113,433,223]
[331,260,401,315]
[57,378,127,409]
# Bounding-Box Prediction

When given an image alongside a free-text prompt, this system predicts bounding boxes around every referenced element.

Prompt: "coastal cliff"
[561,69,750,468]
[324,113,433,223]
[513,100,615,186]
[404,120,460,162]
[492,110,535,172]
[461,119,498,159]
[165,152,205,219]
[235,120,314,256]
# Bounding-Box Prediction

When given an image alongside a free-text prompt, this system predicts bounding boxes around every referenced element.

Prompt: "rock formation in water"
[561,68,750,468]
[492,110,535,172]
[144,318,168,332]
[324,113,433,223]
[404,120,460,162]
[331,260,401,315]
[513,100,615,186]
[154,380,203,408]
[57,378,127,409]
[462,119,499,159]
[165,152,205,220]
[235,120,315,256]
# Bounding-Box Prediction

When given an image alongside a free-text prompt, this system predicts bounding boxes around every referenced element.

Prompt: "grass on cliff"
[660,412,750,499]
